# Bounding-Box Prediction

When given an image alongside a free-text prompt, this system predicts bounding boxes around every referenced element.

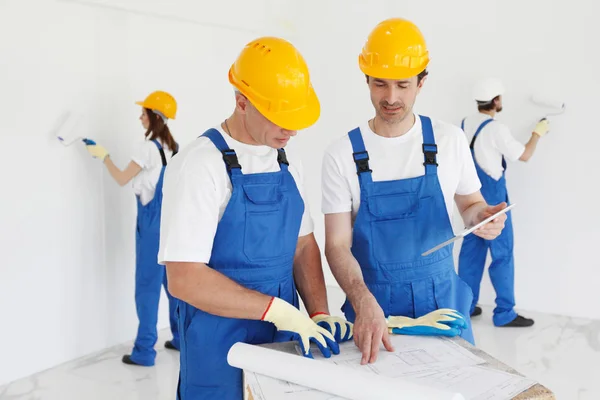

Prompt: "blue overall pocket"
[242,183,286,261]
[368,192,421,263]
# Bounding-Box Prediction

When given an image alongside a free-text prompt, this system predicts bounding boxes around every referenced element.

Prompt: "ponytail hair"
[145,108,178,152]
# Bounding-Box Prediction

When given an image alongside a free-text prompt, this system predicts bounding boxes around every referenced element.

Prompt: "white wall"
[2,0,599,387]
[286,0,600,322]
[0,0,295,386]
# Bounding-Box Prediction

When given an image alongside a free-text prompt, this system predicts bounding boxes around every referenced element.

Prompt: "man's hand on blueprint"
[310,313,354,343]
[353,293,395,365]
[387,309,468,337]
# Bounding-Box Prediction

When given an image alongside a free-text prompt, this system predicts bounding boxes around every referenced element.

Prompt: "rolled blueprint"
[227,342,465,400]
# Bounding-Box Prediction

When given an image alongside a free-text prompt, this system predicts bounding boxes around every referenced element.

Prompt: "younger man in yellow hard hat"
[322,18,508,364]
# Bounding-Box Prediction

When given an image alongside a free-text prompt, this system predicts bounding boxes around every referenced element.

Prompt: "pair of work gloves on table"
[262,297,467,359]
[386,308,468,337]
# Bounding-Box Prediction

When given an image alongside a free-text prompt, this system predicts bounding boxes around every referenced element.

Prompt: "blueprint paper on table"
[230,337,466,400]
[236,336,536,400]
[312,335,485,378]
[405,365,537,400]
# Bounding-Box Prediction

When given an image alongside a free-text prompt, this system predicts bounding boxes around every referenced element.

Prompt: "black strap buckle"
[221,149,241,171]
[277,149,289,166]
[352,151,372,174]
[422,144,438,166]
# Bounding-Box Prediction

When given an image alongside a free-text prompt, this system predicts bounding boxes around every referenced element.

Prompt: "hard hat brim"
[244,86,320,132]
[135,100,176,119]
[359,54,430,81]
[359,62,429,81]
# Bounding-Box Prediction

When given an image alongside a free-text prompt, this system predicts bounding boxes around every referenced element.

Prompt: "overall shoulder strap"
[348,127,373,185]
[470,119,494,149]
[276,148,289,172]
[201,129,242,177]
[151,139,167,167]
[419,115,438,176]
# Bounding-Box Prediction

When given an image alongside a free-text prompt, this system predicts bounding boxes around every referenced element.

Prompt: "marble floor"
[1,287,599,399]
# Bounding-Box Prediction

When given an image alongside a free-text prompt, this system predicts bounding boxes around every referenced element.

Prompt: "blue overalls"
[458,119,517,326]
[130,140,180,366]
[342,115,475,345]
[176,129,304,400]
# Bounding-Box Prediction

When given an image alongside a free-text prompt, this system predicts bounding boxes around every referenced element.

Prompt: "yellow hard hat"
[228,37,320,131]
[359,18,430,80]
[135,90,177,120]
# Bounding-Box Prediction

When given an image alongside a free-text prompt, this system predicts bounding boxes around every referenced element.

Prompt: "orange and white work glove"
[261,297,340,358]
[533,118,550,137]
[83,139,109,161]
[311,312,353,343]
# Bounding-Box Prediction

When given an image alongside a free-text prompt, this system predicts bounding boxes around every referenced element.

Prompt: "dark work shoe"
[501,315,535,327]
[122,355,146,366]
[470,306,482,317]
[165,340,179,351]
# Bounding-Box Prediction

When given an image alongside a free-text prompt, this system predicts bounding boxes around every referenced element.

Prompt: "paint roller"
[54,111,91,146]
[530,93,566,121]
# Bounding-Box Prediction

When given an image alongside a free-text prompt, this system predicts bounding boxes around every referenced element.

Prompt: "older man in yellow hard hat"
[158,37,353,399]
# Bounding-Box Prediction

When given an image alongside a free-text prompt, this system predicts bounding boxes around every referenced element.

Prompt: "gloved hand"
[310,312,354,343]
[533,118,550,137]
[262,297,340,358]
[83,139,109,161]
[387,308,467,337]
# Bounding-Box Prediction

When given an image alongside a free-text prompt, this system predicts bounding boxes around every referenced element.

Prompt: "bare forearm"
[520,134,540,161]
[293,234,329,316]
[459,200,488,228]
[166,262,272,320]
[103,158,142,186]
[103,157,127,186]
[325,245,371,307]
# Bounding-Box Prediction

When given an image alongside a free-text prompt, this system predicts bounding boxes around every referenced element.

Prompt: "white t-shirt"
[321,115,481,221]
[158,126,314,265]
[461,113,525,181]
[131,139,174,206]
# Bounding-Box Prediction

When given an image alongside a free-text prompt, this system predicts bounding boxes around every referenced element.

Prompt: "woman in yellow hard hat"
[84,90,180,366]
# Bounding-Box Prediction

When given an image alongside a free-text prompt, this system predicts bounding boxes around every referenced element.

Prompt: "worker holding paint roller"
[83,90,181,366]
[457,79,548,327]
[321,18,509,364]
[158,37,351,399]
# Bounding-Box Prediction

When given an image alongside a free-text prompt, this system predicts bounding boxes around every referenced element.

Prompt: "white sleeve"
[289,157,314,237]
[455,132,482,195]
[131,141,152,168]
[158,156,220,265]
[321,150,352,214]
[493,124,526,162]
